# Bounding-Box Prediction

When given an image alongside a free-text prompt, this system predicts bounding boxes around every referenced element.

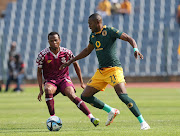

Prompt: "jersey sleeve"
[109,27,123,39]
[67,50,75,60]
[89,34,93,44]
[36,52,44,68]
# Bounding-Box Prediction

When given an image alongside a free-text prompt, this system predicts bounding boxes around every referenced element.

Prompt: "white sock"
[87,113,94,119]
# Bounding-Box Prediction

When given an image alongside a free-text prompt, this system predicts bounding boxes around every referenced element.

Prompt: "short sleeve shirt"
[36,47,74,81]
[89,26,123,68]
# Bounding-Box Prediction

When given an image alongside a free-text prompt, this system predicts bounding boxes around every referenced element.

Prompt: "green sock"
[137,115,145,123]
[81,95,105,109]
[103,104,112,113]
[118,94,141,117]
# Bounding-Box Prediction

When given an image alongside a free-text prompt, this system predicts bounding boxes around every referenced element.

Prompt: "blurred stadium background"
[0,0,180,84]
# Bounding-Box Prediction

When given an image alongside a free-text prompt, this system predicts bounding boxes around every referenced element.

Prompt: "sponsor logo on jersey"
[47,60,52,63]
[102,30,107,36]
[96,48,103,51]
[65,78,72,83]
[95,41,101,48]
[95,41,103,51]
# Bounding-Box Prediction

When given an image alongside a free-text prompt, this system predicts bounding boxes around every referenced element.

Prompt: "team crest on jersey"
[61,57,66,63]
[102,30,107,36]
[47,60,52,63]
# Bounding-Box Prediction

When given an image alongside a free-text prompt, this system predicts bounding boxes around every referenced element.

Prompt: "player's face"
[88,18,98,33]
[48,34,61,50]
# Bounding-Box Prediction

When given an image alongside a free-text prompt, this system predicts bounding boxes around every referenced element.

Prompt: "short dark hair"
[89,13,102,21]
[48,32,60,39]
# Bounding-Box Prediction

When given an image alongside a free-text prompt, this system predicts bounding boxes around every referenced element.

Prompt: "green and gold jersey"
[89,25,123,69]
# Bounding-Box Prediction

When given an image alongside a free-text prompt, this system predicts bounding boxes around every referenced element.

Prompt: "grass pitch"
[0,86,180,136]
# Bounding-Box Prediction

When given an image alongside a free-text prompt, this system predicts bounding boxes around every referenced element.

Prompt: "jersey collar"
[95,25,106,35]
[49,47,61,59]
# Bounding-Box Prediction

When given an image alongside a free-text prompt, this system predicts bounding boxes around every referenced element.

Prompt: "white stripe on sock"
[45,98,53,101]
[77,101,83,108]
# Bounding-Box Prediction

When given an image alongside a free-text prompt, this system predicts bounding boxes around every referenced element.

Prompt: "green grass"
[0,86,180,136]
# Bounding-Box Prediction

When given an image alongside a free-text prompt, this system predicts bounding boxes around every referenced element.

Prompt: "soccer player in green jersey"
[60,13,150,130]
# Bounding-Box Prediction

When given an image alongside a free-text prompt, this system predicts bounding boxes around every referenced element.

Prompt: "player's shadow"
[0,128,47,133]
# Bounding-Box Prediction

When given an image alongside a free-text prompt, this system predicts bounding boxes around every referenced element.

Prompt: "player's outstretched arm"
[120,32,143,59]
[73,61,86,89]
[37,67,44,101]
[60,44,94,70]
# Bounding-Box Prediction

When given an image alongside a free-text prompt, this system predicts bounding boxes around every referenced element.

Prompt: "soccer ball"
[46,116,62,131]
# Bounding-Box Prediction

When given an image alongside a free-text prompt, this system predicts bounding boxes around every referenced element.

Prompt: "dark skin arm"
[73,61,86,89]
[120,32,143,59]
[60,43,94,69]
[37,67,44,101]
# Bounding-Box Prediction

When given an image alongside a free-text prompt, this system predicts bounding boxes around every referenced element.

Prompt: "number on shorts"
[110,74,116,84]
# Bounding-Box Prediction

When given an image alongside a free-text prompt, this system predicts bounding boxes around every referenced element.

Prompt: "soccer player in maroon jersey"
[36,32,99,127]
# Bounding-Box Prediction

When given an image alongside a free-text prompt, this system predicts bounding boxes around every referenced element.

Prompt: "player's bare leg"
[81,86,119,126]
[114,83,150,130]
[44,83,57,116]
[64,86,99,127]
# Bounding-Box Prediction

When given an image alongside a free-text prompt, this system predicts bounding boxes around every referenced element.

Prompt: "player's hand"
[60,60,73,70]
[60,62,69,70]
[80,83,86,89]
[38,90,44,102]
[134,51,143,59]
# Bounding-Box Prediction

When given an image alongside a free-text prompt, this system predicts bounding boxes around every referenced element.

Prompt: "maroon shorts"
[44,77,75,96]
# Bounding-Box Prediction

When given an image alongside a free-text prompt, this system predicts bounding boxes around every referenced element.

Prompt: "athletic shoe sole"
[106,109,120,126]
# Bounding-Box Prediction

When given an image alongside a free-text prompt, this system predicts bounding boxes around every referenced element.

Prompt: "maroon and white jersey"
[36,47,74,81]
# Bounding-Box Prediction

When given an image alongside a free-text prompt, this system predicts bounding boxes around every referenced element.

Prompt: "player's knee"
[119,94,128,103]
[45,88,52,94]
[81,95,91,103]
[81,94,86,101]
[118,94,133,106]
[66,92,77,102]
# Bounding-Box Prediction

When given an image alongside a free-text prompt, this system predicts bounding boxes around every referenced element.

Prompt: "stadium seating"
[0,0,180,80]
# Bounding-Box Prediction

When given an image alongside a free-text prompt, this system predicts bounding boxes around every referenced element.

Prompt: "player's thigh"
[105,67,126,87]
[81,86,100,97]
[86,70,108,92]
[64,86,77,101]
[44,82,57,94]
[105,67,127,95]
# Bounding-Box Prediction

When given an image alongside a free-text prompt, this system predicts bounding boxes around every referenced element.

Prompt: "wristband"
[133,48,139,52]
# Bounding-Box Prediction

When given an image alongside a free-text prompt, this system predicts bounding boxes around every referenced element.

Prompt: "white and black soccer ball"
[46,116,62,131]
